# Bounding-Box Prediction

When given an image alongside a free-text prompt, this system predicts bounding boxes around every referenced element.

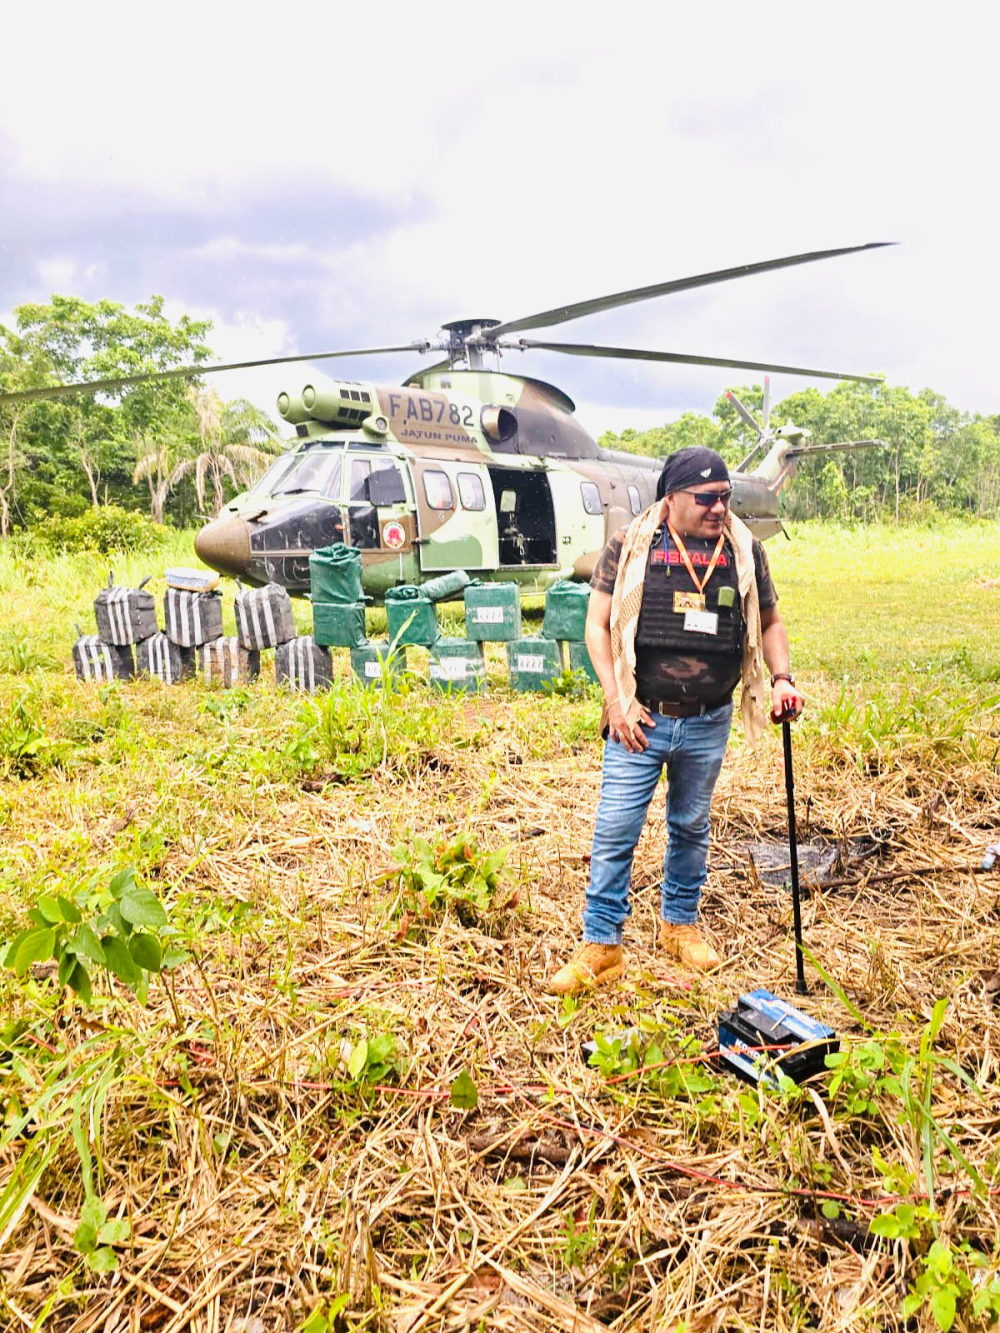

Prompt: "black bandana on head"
[655,447,730,501]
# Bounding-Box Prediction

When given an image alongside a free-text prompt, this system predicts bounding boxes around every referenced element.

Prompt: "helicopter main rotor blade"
[488,242,894,338]
[726,390,763,438]
[0,342,435,406]
[503,338,885,384]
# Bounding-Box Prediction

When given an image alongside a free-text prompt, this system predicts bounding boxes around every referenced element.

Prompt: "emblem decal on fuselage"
[383,520,406,550]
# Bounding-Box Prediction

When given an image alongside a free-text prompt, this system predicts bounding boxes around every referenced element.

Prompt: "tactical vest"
[635,531,743,657]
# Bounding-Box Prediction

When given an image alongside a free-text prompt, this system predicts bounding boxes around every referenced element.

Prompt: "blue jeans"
[583,702,734,945]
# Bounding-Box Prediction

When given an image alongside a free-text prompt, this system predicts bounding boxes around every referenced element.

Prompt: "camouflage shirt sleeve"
[753,538,778,610]
[589,528,628,594]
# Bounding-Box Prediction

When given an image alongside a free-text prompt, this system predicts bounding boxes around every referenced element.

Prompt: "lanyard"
[665,523,725,595]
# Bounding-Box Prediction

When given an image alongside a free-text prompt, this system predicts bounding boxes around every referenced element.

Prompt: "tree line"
[2,294,998,534]
[600,382,1000,521]
[0,296,281,537]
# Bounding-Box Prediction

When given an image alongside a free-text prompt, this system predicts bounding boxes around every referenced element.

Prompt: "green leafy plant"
[2,866,178,1004]
[541,667,592,699]
[0,690,55,777]
[329,1031,402,1097]
[380,831,510,928]
[559,1200,599,1270]
[32,505,167,555]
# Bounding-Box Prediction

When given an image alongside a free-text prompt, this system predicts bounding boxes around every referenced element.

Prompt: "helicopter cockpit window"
[273,449,342,498]
[423,470,454,511]
[580,481,603,516]
[247,453,297,499]
[627,484,642,516]
[457,472,486,511]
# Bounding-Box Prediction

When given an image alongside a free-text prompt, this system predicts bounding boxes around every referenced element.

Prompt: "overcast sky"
[1,3,996,439]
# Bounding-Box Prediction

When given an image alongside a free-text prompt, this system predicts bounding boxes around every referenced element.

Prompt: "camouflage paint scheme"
[195,367,803,597]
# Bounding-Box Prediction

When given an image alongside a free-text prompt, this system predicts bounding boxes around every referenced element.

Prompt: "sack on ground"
[234,582,295,649]
[276,636,333,693]
[73,636,134,683]
[164,589,224,647]
[136,633,194,684]
[198,637,261,687]
[94,586,158,645]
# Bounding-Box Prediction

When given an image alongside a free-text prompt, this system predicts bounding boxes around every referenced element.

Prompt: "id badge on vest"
[683,608,719,635]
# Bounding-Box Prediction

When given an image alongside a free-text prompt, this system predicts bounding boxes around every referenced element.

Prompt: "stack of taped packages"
[73,575,158,683]
[166,569,260,686]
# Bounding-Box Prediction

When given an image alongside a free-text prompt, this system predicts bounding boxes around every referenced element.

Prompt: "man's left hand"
[770,679,805,723]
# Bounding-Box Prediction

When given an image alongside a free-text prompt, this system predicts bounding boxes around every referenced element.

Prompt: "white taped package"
[164,589,224,647]
[197,637,261,687]
[234,582,296,649]
[73,636,134,683]
[94,586,158,645]
[275,636,332,694]
[136,633,194,684]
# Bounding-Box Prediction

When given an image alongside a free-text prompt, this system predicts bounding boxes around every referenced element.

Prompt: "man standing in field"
[547,447,804,994]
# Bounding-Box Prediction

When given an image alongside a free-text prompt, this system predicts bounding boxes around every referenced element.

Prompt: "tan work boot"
[546,943,624,996]
[658,922,722,972]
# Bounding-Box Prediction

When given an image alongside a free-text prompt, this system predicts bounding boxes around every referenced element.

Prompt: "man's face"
[663,480,731,538]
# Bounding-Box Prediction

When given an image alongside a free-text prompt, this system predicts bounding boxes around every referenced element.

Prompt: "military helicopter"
[0,243,890,597]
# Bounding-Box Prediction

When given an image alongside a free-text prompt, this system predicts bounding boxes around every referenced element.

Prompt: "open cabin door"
[488,466,557,567]
[413,458,499,573]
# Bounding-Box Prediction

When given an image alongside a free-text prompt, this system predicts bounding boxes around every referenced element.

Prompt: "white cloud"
[2,2,997,420]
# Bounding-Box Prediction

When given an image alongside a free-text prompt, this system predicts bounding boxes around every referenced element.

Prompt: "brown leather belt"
[639,698,710,718]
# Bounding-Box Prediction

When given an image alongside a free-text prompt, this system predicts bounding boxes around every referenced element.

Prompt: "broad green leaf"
[73,1220,98,1254]
[69,962,92,1005]
[2,929,34,967]
[347,1039,368,1081]
[98,1217,131,1245]
[930,1285,956,1332]
[450,1069,478,1110]
[161,946,191,969]
[58,952,75,987]
[106,902,131,937]
[821,1201,841,1219]
[128,933,162,973]
[89,1246,118,1273]
[13,928,55,976]
[109,868,137,900]
[36,894,64,924]
[868,1214,900,1237]
[119,886,167,929]
[57,895,82,924]
[101,935,139,986]
[71,923,106,966]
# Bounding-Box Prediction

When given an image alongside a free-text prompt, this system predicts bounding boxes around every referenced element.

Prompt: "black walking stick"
[779,702,808,995]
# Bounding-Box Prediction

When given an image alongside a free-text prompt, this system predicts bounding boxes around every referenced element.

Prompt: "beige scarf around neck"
[609,500,769,745]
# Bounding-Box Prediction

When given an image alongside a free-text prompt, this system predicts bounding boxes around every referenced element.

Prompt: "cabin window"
[457,472,486,511]
[628,484,642,516]
[423,470,454,511]
[580,481,603,516]
[349,459,372,501]
[273,448,342,497]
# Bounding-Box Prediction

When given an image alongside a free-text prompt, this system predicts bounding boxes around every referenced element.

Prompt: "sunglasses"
[682,487,733,507]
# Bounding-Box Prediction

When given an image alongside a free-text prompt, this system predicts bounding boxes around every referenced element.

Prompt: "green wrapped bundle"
[386,587,439,646]
[569,639,599,684]
[351,641,391,686]
[542,580,591,642]
[429,638,486,693]
[506,636,564,691]
[309,543,364,605]
[465,582,521,642]
[312,601,367,647]
[418,570,473,603]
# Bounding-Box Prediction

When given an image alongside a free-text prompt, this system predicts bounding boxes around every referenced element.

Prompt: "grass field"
[1,519,999,1333]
